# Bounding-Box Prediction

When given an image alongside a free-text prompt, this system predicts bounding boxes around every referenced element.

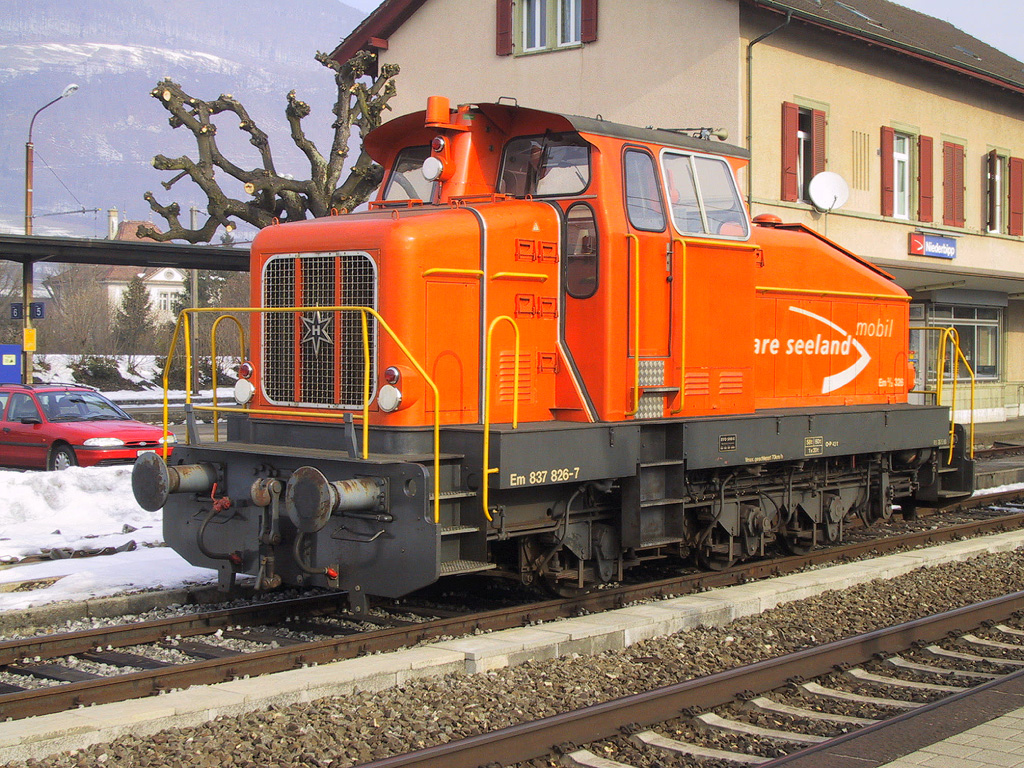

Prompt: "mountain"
[0,0,369,240]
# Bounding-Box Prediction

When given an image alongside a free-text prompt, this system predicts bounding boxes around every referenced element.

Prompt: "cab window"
[623,149,666,231]
[383,146,436,201]
[499,133,590,197]
[661,152,749,238]
[564,202,599,299]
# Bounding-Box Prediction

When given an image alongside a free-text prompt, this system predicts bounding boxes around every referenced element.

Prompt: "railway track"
[352,592,1024,768]
[3,492,1024,723]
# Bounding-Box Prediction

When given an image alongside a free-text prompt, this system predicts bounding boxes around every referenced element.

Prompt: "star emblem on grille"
[300,311,333,357]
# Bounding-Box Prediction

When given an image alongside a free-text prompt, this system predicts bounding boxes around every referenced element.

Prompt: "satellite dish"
[808,172,850,212]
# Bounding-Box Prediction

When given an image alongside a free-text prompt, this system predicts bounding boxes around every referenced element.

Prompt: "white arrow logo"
[788,306,871,394]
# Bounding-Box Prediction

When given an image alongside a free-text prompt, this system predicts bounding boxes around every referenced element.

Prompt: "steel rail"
[350,591,1024,768]
[3,498,1024,721]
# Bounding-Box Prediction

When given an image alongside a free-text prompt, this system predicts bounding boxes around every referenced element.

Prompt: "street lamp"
[23,82,78,383]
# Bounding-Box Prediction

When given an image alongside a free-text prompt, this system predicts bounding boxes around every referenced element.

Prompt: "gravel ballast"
[10,548,1024,768]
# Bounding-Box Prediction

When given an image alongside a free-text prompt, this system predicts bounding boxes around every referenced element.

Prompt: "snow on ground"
[36,354,234,403]
[0,467,216,611]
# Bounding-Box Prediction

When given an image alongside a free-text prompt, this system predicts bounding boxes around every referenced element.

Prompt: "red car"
[0,383,175,470]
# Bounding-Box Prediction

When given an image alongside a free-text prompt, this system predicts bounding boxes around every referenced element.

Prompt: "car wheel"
[49,444,78,471]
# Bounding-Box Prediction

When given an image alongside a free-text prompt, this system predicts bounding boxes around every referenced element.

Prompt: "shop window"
[496,0,597,55]
[623,149,665,232]
[564,202,598,299]
[916,304,1001,381]
[782,102,825,203]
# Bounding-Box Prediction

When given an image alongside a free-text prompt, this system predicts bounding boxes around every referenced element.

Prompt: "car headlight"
[159,435,177,445]
[84,437,126,448]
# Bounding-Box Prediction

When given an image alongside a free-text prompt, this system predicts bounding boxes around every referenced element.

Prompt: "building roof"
[112,221,161,242]
[749,0,1024,94]
[331,0,1024,95]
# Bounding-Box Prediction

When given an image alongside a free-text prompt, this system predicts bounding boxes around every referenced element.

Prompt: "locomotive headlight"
[383,366,401,385]
[422,156,445,182]
[234,378,256,405]
[378,384,403,412]
[238,361,254,379]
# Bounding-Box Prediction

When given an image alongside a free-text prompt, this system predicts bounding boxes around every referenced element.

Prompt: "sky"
[892,0,1024,62]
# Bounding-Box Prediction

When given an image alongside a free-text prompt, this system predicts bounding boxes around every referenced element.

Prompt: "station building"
[335,0,1024,423]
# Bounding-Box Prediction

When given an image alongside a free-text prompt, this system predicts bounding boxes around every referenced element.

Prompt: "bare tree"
[42,266,115,354]
[141,50,400,243]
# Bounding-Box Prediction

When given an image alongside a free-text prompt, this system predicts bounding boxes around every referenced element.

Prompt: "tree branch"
[142,52,399,242]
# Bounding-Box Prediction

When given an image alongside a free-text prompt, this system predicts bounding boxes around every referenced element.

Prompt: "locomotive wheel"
[543,577,591,599]
[696,548,737,571]
[777,526,813,555]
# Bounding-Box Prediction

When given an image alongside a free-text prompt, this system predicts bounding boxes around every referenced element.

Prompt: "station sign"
[908,232,957,260]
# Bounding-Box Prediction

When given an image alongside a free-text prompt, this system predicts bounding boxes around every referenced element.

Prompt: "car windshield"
[37,391,131,422]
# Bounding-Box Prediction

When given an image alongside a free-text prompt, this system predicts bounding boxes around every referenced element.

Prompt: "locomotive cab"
[135,97,974,607]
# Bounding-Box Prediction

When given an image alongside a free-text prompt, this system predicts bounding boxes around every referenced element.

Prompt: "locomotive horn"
[284,467,384,533]
[132,452,217,512]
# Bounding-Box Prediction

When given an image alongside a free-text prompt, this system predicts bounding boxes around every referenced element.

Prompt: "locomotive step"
[639,497,687,508]
[440,525,479,536]
[429,489,478,501]
[439,559,497,576]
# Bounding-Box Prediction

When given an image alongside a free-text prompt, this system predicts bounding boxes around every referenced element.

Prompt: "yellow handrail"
[209,314,246,442]
[482,315,521,522]
[625,233,640,417]
[909,325,976,461]
[756,286,912,302]
[164,305,443,523]
[670,238,687,415]
[491,272,548,282]
[422,268,484,278]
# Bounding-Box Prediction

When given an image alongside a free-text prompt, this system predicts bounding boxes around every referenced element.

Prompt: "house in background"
[99,212,182,323]
[42,213,182,324]
[336,0,1024,422]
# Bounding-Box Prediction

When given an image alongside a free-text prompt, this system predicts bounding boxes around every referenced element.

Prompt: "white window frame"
[893,133,911,220]
[989,153,1007,234]
[796,119,811,203]
[523,0,547,51]
[557,0,581,46]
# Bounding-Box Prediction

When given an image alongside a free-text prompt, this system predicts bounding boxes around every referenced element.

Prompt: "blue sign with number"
[10,303,22,320]
[30,302,44,319]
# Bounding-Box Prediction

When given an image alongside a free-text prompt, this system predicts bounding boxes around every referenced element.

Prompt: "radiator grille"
[261,252,378,409]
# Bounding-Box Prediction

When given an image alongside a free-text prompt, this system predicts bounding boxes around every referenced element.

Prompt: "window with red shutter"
[781,102,799,202]
[1010,156,1024,237]
[880,126,894,217]
[582,0,598,42]
[918,135,934,223]
[496,0,513,55]
[781,103,826,203]
[943,142,965,228]
[811,109,826,177]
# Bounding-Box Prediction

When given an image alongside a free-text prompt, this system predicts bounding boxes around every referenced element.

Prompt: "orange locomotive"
[134,97,973,607]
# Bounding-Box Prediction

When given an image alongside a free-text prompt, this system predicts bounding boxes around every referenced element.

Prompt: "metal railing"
[161,305,443,522]
[481,315,521,522]
[910,325,976,460]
